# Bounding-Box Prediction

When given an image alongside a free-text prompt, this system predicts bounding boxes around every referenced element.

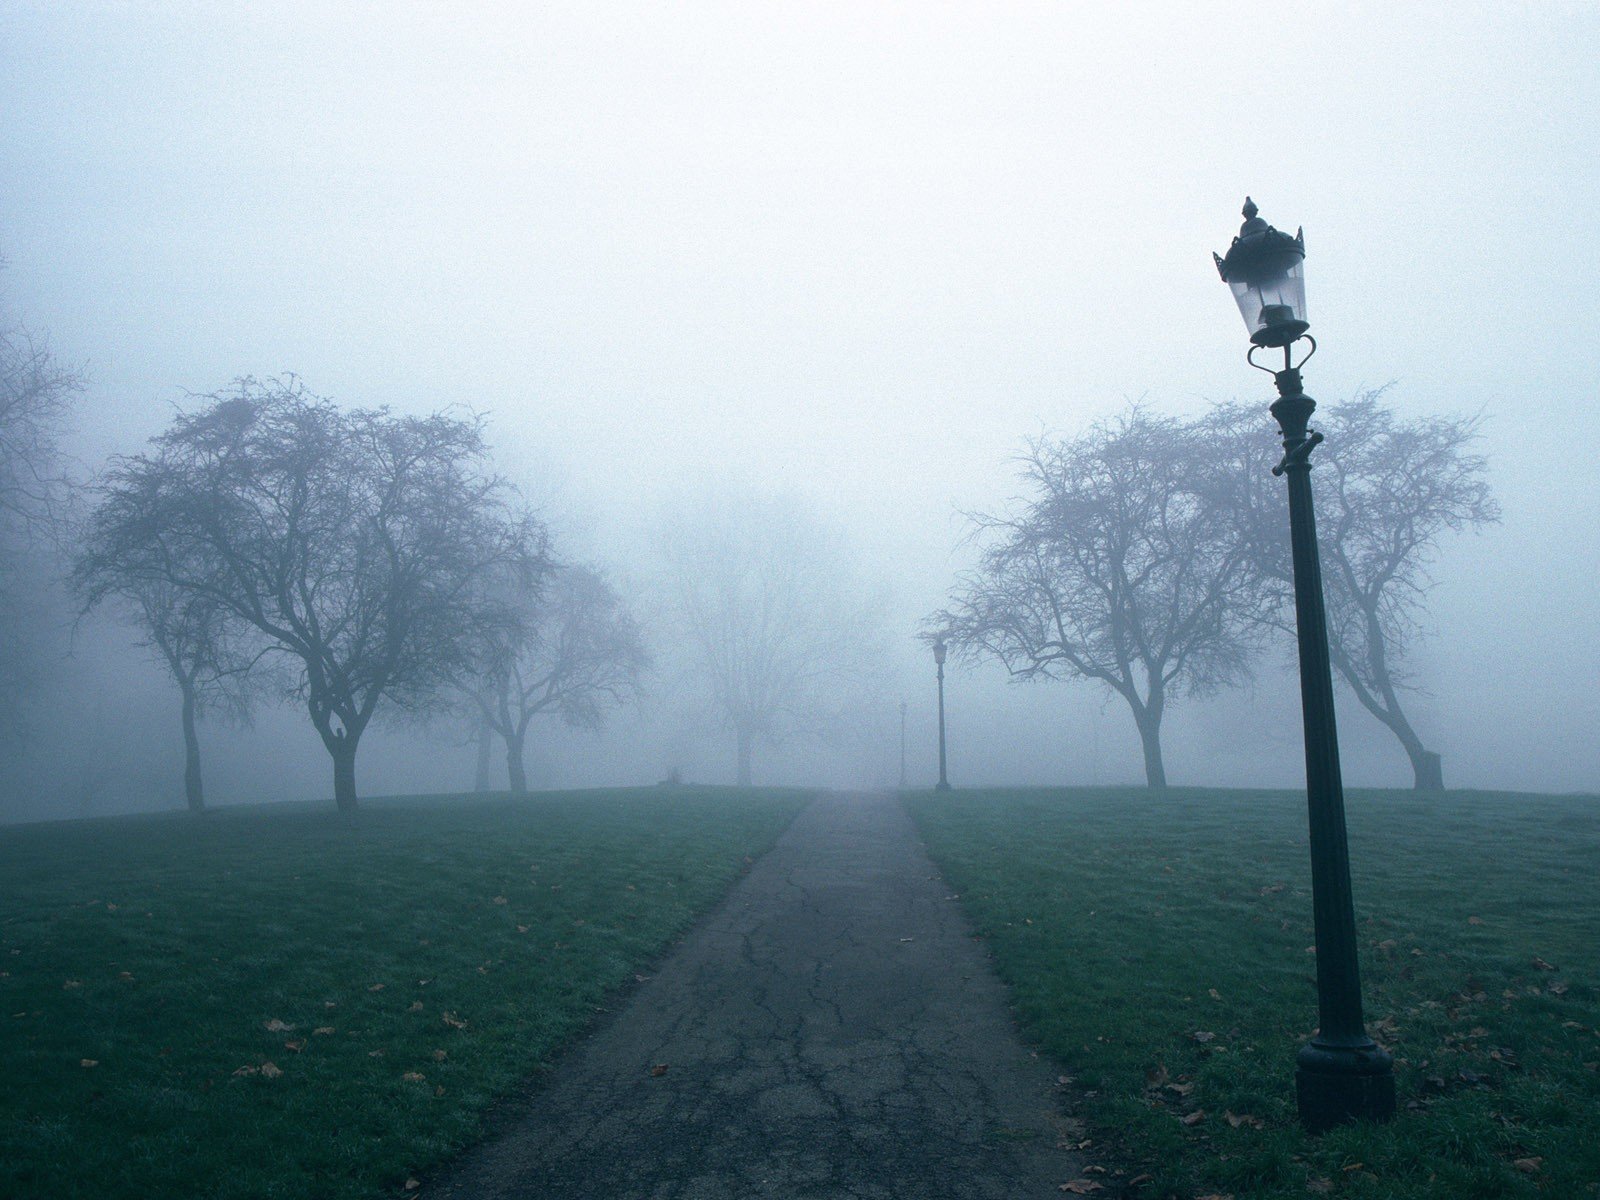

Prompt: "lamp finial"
[1243,197,1258,220]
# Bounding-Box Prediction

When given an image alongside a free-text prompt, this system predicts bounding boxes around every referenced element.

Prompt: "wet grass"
[0,786,808,1200]
[907,787,1600,1200]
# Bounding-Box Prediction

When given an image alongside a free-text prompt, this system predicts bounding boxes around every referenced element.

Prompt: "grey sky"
[3,2,1598,801]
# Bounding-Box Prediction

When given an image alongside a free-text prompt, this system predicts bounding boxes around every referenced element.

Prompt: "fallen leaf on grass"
[432,1049,447,1061]
[284,1040,305,1052]
[409,1001,424,1013]
[402,1072,426,1083]
[649,1063,669,1077]
[1306,1179,1333,1194]
[63,980,82,990]
[233,1065,258,1077]
[1532,957,1558,971]
[516,925,529,934]
[1181,1110,1206,1126]
[1208,988,1222,1000]
[441,1012,467,1029]
[492,896,508,905]
[313,1027,335,1036]
[1190,1030,1216,1043]
[368,983,385,992]
[1126,1173,1153,1188]
[1513,1157,1543,1174]
[1468,916,1484,925]
[1224,1111,1265,1129]
[259,1062,282,1079]
[80,1059,98,1068]
[404,1179,421,1191]
[1196,1194,1234,1200]
[369,1050,386,1058]
[1059,1182,1103,1194]
[264,1018,294,1032]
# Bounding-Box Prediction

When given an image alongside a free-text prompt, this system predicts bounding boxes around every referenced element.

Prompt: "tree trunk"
[736,729,753,787]
[1136,713,1168,789]
[473,712,494,792]
[505,728,528,794]
[330,733,359,812]
[180,682,205,813]
[1407,745,1444,791]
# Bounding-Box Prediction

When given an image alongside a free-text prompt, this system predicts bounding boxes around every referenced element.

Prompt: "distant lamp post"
[932,639,952,791]
[1215,197,1395,1133]
[899,700,909,788]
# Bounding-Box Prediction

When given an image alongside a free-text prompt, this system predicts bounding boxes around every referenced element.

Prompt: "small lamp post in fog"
[933,639,952,792]
[1214,197,1395,1132]
[899,700,909,788]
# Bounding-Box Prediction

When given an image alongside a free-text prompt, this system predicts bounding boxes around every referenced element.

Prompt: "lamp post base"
[1295,1040,1396,1133]
[934,781,951,792]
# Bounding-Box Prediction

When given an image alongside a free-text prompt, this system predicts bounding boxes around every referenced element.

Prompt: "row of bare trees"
[72,377,650,812]
[933,392,1497,790]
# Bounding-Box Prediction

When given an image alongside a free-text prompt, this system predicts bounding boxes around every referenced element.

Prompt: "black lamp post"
[1215,198,1395,1133]
[932,639,951,792]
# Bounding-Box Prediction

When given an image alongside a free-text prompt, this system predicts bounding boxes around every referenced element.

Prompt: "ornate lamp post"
[933,639,951,792]
[1214,198,1395,1133]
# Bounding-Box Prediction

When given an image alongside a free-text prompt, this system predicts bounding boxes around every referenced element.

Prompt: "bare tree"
[470,563,649,793]
[661,493,877,786]
[1211,388,1499,789]
[934,408,1258,788]
[0,310,83,736]
[114,581,258,811]
[0,322,80,543]
[75,377,546,810]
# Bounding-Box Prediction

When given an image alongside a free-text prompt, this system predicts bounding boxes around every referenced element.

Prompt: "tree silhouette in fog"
[76,377,546,810]
[466,562,649,793]
[934,408,1258,788]
[1211,388,1499,790]
[661,494,877,787]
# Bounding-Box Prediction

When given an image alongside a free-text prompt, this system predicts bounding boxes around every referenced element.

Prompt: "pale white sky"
[3,1,1598,798]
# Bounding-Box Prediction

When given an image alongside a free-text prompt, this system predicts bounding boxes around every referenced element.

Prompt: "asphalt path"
[429,792,1084,1199]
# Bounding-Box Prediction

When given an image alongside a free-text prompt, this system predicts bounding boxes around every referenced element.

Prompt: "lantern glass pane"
[1229,257,1305,340]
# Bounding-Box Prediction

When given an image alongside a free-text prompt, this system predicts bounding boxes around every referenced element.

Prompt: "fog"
[3,2,1598,819]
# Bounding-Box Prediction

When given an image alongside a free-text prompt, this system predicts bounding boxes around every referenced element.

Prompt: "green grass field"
[0,787,809,1200]
[907,787,1600,1200]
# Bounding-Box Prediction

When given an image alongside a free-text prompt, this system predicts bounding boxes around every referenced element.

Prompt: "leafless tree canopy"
[662,494,879,786]
[0,322,81,545]
[75,376,547,810]
[1212,388,1500,789]
[0,311,83,738]
[471,562,649,793]
[934,408,1259,788]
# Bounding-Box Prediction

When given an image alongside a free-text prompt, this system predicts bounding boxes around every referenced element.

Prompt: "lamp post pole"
[933,639,951,792]
[899,700,908,788]
[1215,199,1394,1133]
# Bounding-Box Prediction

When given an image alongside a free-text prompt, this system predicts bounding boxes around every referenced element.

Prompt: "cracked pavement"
[428,792,1083,1199]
